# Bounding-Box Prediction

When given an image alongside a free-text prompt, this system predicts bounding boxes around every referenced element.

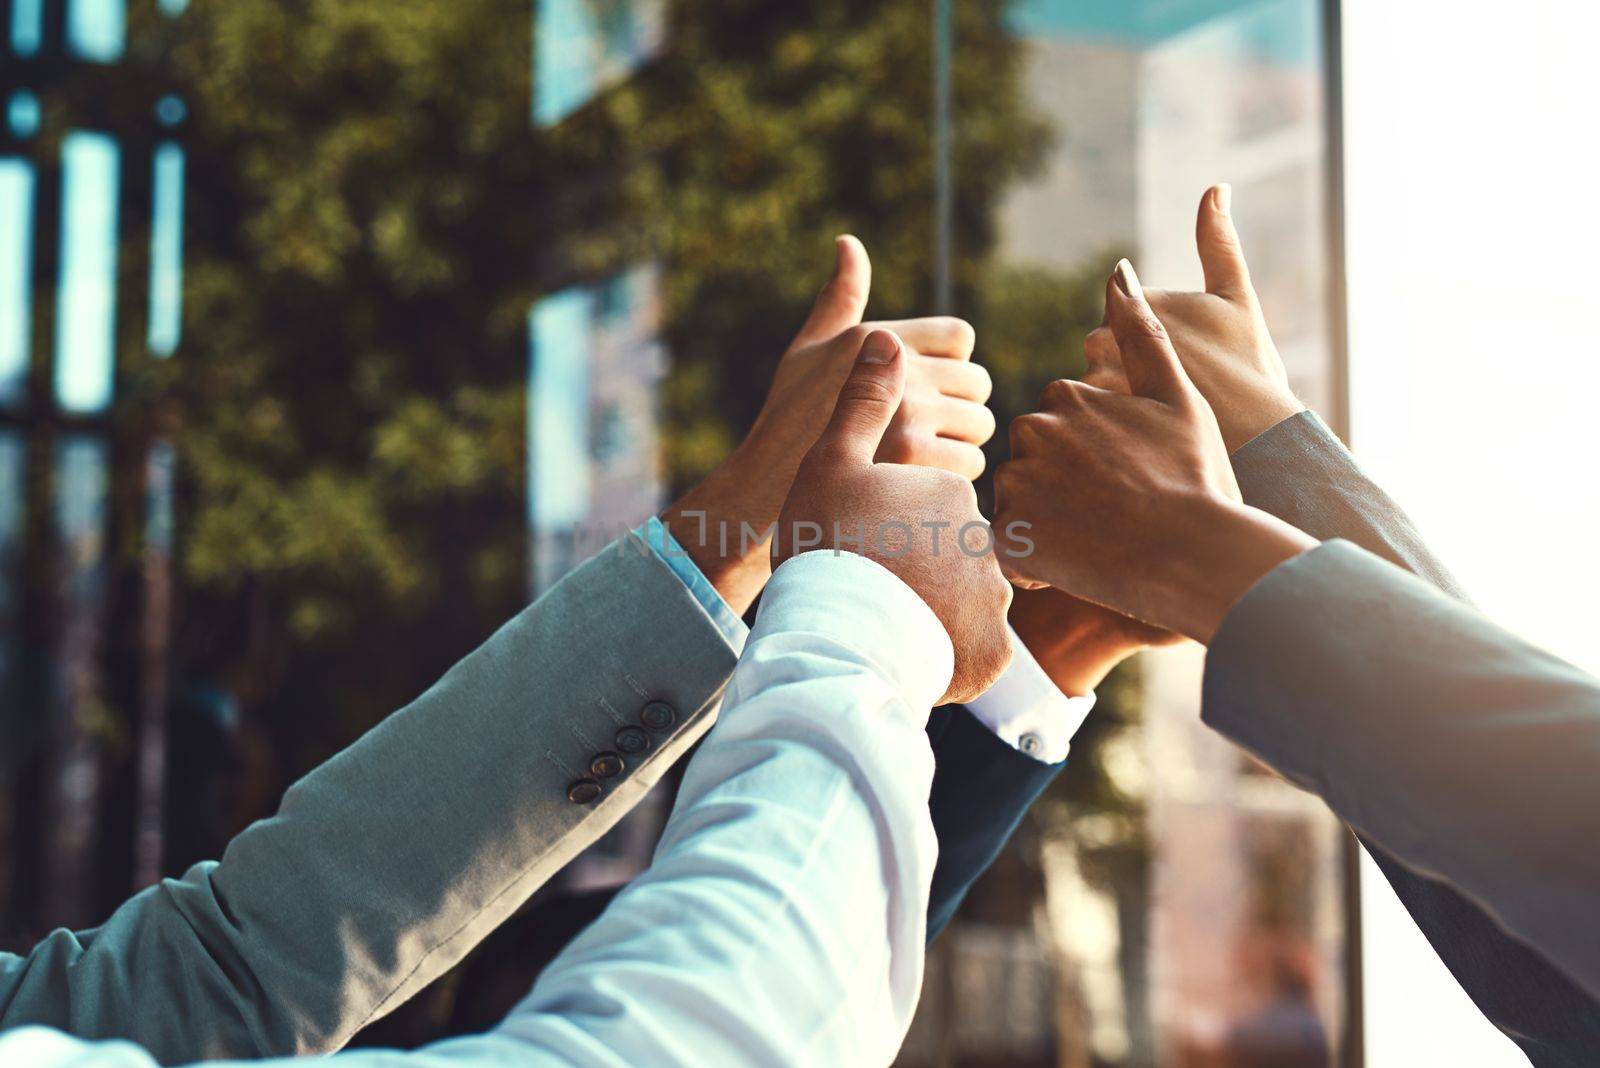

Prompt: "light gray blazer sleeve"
[1202,539,1600,1002]
[0,537,741,1064]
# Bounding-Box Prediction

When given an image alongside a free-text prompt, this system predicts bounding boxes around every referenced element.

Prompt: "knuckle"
[945,317,977,355]
[1130,307,1171,343]
[1039,378,1079,410]
[947,361,992,403]
[1009,412,1049,453]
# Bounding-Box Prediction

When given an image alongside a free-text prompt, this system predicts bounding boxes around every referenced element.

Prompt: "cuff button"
[616,726,650,754]
[590,752,624,779]
[567,779,603,805]
[640,700,676,731]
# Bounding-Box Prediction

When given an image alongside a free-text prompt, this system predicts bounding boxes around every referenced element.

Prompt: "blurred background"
[7,1,1590,1065]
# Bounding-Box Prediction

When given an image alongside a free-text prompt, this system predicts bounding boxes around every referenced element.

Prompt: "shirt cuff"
[756,550,955,715]
[637,516,750,654]
[964,626,1094,765]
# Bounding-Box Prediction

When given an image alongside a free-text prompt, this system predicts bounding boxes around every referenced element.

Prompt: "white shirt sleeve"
[1,549,952,1068]
[963,626,1096,765]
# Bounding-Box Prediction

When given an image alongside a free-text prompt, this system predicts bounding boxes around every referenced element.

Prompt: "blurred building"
[0,0,189,938]
[527,0,675,887]
[902,2,1350,1066]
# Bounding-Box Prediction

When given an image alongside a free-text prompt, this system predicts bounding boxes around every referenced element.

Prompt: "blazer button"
[640,700,676,731]
[567,779,602,805]
[590,752,624,779]
[616,726,650,755]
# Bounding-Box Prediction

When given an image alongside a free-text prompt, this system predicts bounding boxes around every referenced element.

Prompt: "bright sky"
[1343,1,1600,1063]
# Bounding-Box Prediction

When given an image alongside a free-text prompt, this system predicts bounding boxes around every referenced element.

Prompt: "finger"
[916,356,991,402]
[792,235,871,347]
[1196,184,1256,303]
[1105,259,1192,405]
[929,395,997,445]
[891,437,985,480]
[873,316,976,360]
[815,329,906,463]
[1082,326,1130,395]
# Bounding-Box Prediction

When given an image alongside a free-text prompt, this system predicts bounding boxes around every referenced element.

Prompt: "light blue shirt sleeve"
[637,516,749,653]
[1,551,953,1068]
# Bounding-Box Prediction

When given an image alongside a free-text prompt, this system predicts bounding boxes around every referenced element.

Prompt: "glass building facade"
[1,0,186,935]
[2,1,1356,1060]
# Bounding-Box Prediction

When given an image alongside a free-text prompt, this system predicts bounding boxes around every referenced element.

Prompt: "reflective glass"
[0,160,35,408]
[902,3,1348,1065]
[9,0,43,57]
[53,132,121,414]
[67,0,127,64]
[147,142,185,357]
[533,0,662,127]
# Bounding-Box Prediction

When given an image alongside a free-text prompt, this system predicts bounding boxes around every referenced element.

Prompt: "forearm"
[661,435,797,617]
[0,536,741,1063]
[1232,410,1467,600]
[1204,540,1600,1000]
[485,551,951,1066]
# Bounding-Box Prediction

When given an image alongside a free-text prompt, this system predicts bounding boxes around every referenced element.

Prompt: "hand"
[663,236,995,614]
[1009,586,1183,697]
[776,329,1014,704]
[1081,185,1305,453]
[994,260,1317,642]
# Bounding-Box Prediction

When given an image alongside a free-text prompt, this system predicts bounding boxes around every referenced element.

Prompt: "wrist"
[1160,498,1318,643]
[1014,609,1143,697]
[1039,638,1137,697]
[1229,392,1307,454]
[660,435,796,616]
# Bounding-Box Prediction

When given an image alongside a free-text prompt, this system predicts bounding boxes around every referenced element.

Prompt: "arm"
[0,551,954,1068]
[1149,183,1600,1062]
[0,529,741,1064]
[0,325,1008,1068]
[0,238,1000,1063]
[1235,412,1600,1063]
[1203,540,1600,1005]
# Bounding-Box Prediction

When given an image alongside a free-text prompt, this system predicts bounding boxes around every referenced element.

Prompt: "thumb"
[1105,260,1192,405]
[814,329,905,462]
[792,235,871,347]
[1196,183,1256,303]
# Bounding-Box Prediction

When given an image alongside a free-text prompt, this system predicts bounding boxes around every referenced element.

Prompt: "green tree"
[111,0,1055,776]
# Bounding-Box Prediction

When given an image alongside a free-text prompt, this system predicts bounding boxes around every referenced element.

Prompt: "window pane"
[67,0,127,64]
[46,434,110,926]
[907,2,1349,1065]
[53,132,121,415]
[0,160,35,408]
[10,0,43,57]
[147,142,185,358]
[533,0,663,127]
[527,266,665,596]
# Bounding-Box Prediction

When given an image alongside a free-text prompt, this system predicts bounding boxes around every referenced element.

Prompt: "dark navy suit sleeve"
[1231,411,1600,1065]
[923,704,1064,942]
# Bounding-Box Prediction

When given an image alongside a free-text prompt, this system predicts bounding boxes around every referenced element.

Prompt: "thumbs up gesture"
[1080,185,1306,452]
[994,260,1316,642]
[775,329,1015,704]
[662,236,996,617]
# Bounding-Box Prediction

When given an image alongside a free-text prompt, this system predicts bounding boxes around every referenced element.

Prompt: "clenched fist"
[663,236,996,614]
[777,329,1014,703]
[1082,185,1306,453]
[994,260,1314,642]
